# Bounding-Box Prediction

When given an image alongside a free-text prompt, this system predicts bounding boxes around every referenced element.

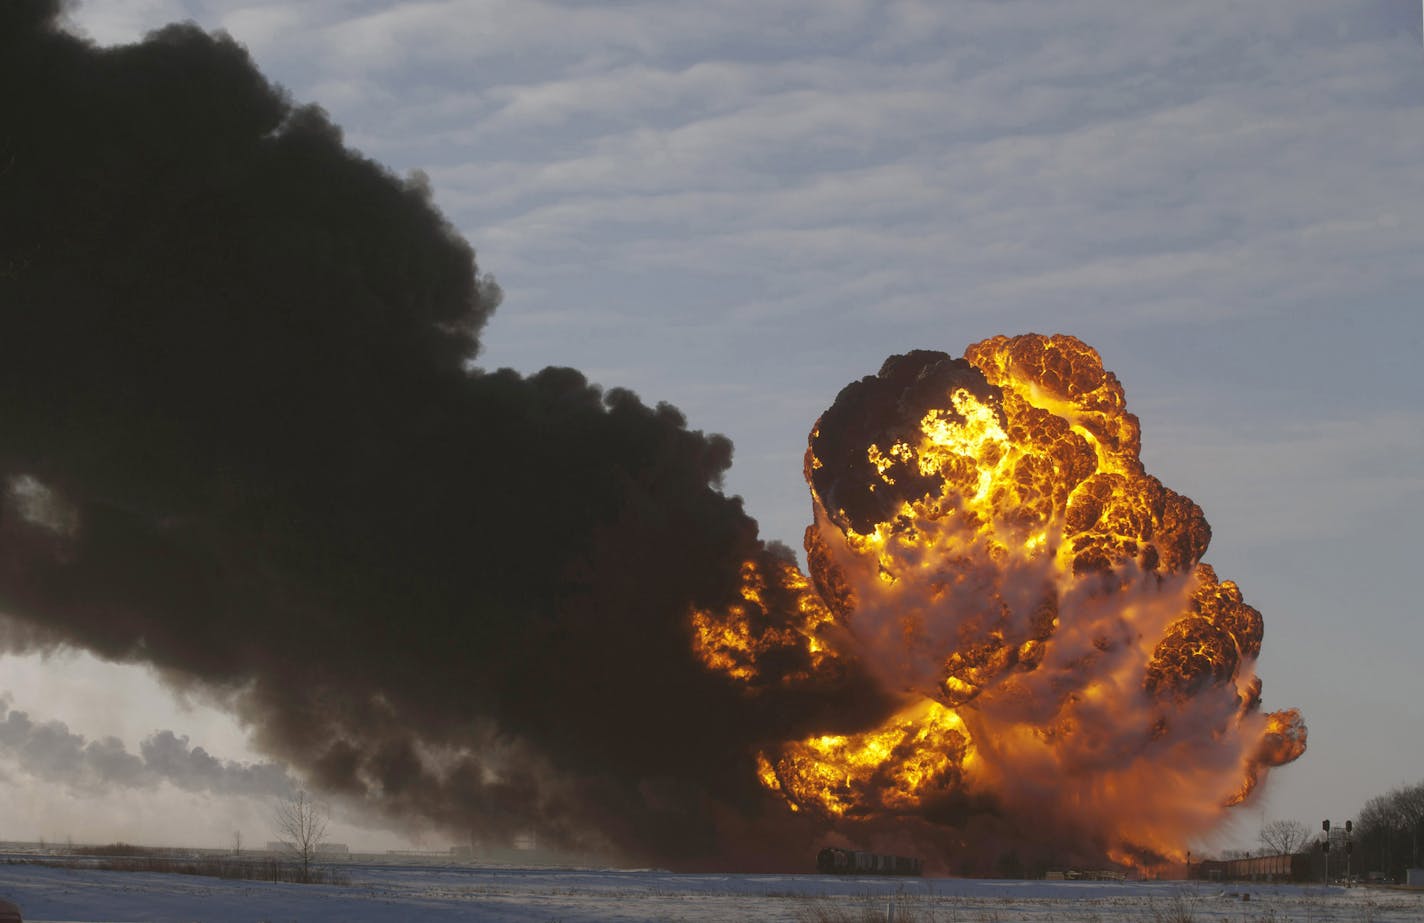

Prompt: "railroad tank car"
[816,846,922,876]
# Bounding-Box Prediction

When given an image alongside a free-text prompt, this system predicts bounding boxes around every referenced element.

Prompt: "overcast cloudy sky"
[4,0,1420,853]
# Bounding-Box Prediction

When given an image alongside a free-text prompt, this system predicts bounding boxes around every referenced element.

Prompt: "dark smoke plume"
[0,0,872,867]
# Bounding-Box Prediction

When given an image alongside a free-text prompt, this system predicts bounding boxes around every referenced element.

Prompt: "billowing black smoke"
[0,0,872,867]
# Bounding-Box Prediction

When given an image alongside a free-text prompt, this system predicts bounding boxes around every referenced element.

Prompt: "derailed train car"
[816,846,922,876]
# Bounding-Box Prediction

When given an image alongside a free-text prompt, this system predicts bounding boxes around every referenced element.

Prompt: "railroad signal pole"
[1322,820,1330,886]
[1345,820,1353,887]
[1318,819,1354,886]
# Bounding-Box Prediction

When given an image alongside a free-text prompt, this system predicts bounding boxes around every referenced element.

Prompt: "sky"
[1,0,1421,856]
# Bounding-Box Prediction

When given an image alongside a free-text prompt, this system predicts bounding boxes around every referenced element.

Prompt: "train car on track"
[816,846,922,876]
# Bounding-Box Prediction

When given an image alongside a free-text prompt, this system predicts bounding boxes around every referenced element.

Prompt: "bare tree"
[231,829,242,857]
[1358,793,1399,877]
[273,790,328,882]
[1259,819,1310,856]
[1395,781,1424,869]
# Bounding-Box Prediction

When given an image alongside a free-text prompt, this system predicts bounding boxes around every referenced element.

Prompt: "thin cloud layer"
[193,1,1419,564]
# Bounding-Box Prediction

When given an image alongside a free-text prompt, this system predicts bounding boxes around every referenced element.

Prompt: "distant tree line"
[1355,780,1424,879]
[1252,781,1424,881]
[33,849,347,885]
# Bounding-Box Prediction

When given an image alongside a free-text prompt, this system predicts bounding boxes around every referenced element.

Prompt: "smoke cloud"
[0,700,293,798]
[0,0,869,867]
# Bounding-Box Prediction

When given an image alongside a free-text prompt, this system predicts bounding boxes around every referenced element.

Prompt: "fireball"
[692,334,1304,867]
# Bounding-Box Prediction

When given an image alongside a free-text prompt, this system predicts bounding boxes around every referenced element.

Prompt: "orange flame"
[691,334,1304,868]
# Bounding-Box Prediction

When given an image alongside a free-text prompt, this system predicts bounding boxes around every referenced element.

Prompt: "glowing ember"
[692,334,1305,867]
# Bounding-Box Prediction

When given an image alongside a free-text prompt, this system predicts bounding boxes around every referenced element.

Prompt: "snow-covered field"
[0,860,1419,922]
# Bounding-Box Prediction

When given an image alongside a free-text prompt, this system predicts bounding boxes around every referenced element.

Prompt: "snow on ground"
[0,860,1420,922]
